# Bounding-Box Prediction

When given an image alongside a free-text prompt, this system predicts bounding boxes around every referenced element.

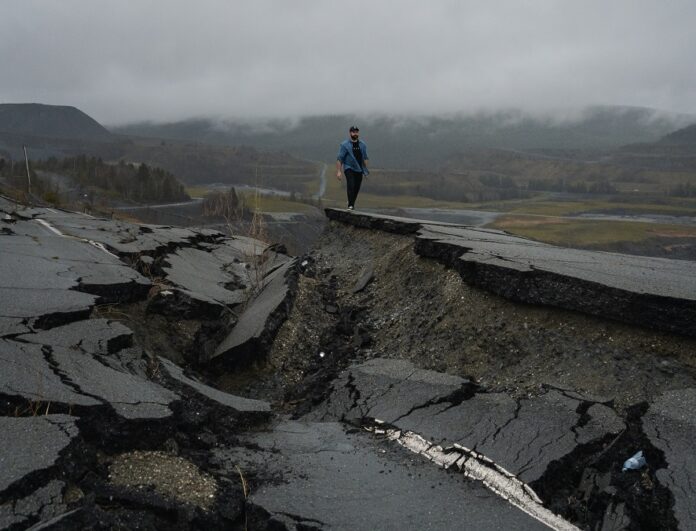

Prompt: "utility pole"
[23,145,31,197]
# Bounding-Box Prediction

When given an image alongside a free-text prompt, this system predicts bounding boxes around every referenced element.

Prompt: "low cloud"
[1,0,695,124]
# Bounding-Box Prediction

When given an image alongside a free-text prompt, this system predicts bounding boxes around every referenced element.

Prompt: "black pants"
[345,169,363,207]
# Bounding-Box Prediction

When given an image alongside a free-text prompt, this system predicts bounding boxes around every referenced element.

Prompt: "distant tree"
[589,180,617,194]
[29,156,189,203]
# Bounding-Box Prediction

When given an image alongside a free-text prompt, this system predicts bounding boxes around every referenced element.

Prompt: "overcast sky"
[2,1,695,125]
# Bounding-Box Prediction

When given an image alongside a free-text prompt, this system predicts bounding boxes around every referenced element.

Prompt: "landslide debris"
[219,220,696,530]
[231,221,696,414]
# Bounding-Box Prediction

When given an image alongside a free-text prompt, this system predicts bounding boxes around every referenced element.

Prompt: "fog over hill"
[2,103,694,192]
[114,106,695,169]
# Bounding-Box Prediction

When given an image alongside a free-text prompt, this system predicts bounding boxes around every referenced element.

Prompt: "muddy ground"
[219,221,696,416]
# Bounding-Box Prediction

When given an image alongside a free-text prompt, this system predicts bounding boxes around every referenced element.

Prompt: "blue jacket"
[337,139,369,175]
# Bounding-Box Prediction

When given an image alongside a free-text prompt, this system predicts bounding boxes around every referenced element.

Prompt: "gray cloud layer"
[2,0,695,124]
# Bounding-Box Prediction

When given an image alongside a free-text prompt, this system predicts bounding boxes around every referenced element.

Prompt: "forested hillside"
[0,155,189,203]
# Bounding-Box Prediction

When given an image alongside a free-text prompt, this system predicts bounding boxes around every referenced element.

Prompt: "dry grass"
[235,465,249,499]
[14,400,52,417]
[489,214,696,246]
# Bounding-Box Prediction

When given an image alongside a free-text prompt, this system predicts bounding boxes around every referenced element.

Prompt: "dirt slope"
[220,221,696,415]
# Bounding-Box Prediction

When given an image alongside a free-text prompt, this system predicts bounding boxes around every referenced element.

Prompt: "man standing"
[336,125,369,210]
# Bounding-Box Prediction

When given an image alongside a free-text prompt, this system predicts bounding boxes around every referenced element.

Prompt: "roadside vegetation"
[193,185,318,214]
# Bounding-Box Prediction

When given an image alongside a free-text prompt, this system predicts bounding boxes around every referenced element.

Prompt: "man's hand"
[336,171,343,181]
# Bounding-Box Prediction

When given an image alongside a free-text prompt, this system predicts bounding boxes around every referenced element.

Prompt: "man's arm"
[362,143,369,176]
[335,160,343,180]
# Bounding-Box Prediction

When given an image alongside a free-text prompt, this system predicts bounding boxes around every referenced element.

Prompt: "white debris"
[622,450,647,472]
[319,351,326,358]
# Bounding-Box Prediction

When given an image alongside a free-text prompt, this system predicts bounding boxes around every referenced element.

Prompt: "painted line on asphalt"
[34,218,119,259]
[365,420,580,531]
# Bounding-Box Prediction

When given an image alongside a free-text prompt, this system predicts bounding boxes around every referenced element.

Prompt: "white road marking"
[33,218,119,259]
[35,218,64,236]
[366,422,580,531]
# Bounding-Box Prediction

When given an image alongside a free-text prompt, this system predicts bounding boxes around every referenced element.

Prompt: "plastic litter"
[622,450,647,472]
[319,351,325,358]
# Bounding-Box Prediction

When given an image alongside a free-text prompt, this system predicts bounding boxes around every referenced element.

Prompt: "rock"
[352,265,374,293]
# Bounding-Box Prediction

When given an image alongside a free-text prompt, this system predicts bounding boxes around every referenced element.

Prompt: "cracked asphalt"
[3,195,696,530]
[234,215,696,529]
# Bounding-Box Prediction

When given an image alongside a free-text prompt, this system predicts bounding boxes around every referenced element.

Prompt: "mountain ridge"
[0,103,114,142]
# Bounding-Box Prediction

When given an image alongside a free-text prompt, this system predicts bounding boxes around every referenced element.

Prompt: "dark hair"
[349,125,359,132]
